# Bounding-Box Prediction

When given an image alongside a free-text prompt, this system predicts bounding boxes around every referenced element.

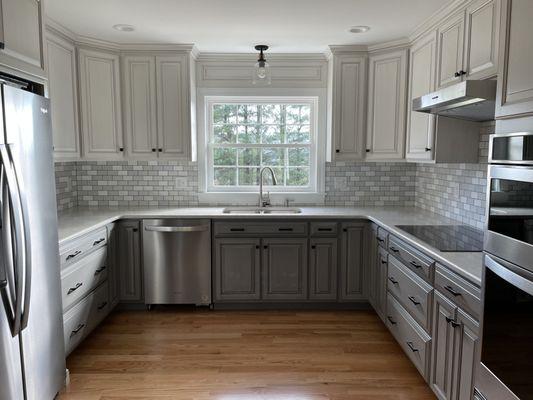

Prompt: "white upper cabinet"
[366,49,408,161]
[406,32,437,161]
[496,0,533,118]
[464,0,501,80]
[329,53,367,161]
[156,55,190,159]
[78,48,124,160]
[436,12,466,89]
[45,31,79,160]
[123,55,157,158]
[436,0,501,88]
[0,0,45,78]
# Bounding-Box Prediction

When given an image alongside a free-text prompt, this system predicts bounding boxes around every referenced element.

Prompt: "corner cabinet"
[406,31,437,161]
[78,47,124,160]
[122,53,192,159]
[0,0,45,78]
[496,0,533,118]
[117,220,142,302]
[45,31,80,160]
[366,49,408,160]
[329,51,367,161]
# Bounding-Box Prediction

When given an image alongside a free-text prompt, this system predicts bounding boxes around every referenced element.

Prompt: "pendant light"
[252,45,271,86]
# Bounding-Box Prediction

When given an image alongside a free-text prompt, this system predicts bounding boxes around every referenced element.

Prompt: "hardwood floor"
[59,309,435,400]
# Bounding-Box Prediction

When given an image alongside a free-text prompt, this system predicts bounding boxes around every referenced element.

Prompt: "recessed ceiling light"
[349,26,371,34]
[113,24,135,32]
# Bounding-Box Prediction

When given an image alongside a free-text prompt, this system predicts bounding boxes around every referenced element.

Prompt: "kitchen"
[1,0,532,399]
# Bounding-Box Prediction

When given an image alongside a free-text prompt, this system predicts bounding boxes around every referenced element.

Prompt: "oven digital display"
[481,267,533,399]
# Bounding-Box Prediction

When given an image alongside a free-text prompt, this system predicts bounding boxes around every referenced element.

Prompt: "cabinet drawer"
[61,246,108,311]
[388,256,433,332]
[60,227,108,267]
[310,222,338,236]
[388,236,434,281]
[435,264,481,319]
[214,221,308,236]
[386,295,432,380]
[63,282,109,356]
[377,226,389,248]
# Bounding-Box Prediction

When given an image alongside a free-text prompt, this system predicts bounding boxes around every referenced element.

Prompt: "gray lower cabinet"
[262,238,308,300]
[309,238,338,300]
[214,238,261,301]
[431,291,457,400]
[375,248,388,319]
[452,309,479,400]
[340,223,366,301]
[367,225,379,308]
[106,223,119,308]
[117,220,143,302]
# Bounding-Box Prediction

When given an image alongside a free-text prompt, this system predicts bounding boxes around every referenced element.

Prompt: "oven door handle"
[485,255,533,296]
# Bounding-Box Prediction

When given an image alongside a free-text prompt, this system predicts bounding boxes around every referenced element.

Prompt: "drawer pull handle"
[445,317,460,328]
[387,316,397,325]
[97,301,108,311]
[376,237,384,243]
[390,246,399,253]
[70,324,85,337]
[444,285,462,297]
[66,250,82,260]
[230,228,245,232]
[318,228,332,232]
[381,259,387,265]
[94,266,107,276]
[408,296,421,306]
[278,228,293,232]
[406,341,419,352]
[67,282,83,295]
[93,238,105,246]
[311,245,316,249]
[388,277,398,285]
[410,261,422,269]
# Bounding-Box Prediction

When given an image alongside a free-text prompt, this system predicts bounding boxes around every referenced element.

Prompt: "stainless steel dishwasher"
[142,219,211,306]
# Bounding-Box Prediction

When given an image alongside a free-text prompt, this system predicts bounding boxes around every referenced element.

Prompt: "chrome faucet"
[258,167,277,207]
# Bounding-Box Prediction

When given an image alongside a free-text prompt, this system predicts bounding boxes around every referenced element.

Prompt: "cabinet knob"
[263,245,268,249]
[366,149,371,153]
[454,71,461,78]
[460,70,467,76]
[311,245,316,249]
[158,148,163,152]
[425,147,431,152]
[119,147,124,152]
[133,228,138,232]
[255,245,260,249]
[335,149,340,153]
[152,148,156,152]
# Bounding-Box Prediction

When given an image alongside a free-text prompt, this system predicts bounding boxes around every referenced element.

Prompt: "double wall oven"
[476,132,533,400]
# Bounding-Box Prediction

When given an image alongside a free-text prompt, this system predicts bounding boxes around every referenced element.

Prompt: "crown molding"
[327,44,369,55]
[409,0,471,42]
[367,38,410,54]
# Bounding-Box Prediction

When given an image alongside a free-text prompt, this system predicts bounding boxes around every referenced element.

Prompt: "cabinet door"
[495,0,533,118]
[367,227,379,308]
[45,33,80,160]
[366,49,407,160]
[464,0,501,80]
[406,32,437,161]
[262,238,308,300]
[106,223,119,308]
[339,223,365,301]
[0,0,44,77]
[123,55,157,158]
[431,291,458,400]
[78,48,124,159]
[376,250,388,318]
[214,238,261,301]
[331,54,367,161]
[117,221,142,302]
[155,55,190,158]
[436,12,466,89]
[453,309,480,400]
[309,238,338,300]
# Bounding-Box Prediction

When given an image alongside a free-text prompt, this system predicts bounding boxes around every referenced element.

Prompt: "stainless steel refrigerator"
[0,83,65,399]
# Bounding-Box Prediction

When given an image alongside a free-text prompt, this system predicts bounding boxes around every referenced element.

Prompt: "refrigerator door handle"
[0,144,26,335]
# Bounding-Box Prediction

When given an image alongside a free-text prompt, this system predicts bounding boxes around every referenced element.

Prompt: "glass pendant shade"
[252,45,271,85]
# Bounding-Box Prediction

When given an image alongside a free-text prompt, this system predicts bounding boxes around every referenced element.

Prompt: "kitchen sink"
[222,207,302,215]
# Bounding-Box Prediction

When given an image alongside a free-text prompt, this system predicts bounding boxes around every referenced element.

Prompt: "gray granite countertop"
[57,206,485,286]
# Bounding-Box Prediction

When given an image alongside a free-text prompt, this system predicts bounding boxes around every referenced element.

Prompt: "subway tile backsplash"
[54,122,494,229]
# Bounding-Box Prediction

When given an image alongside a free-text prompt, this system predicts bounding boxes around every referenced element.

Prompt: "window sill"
[197,192,325,205]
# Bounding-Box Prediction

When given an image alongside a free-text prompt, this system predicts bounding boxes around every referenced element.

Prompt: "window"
[205,97,317,193]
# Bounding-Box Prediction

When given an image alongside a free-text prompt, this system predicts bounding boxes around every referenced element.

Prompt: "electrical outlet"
[175,177,187,188]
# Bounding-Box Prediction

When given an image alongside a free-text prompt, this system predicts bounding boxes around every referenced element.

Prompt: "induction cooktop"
[396,225,484,252]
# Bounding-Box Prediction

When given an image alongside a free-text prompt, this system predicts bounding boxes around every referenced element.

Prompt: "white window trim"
[197,88,327,205]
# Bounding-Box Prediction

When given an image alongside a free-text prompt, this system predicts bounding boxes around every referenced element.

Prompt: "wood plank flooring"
[59,309,435,399]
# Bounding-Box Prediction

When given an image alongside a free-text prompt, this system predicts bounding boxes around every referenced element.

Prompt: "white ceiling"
[46,0,452,53]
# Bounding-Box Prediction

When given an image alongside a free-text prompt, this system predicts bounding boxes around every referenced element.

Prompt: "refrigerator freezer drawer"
[63,281,109,356]
[61,246,108,311]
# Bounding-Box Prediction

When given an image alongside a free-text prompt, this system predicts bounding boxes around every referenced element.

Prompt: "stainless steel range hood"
[413,80,497,122]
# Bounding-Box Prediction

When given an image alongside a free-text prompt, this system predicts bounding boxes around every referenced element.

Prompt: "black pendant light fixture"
[252,45,271,85]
